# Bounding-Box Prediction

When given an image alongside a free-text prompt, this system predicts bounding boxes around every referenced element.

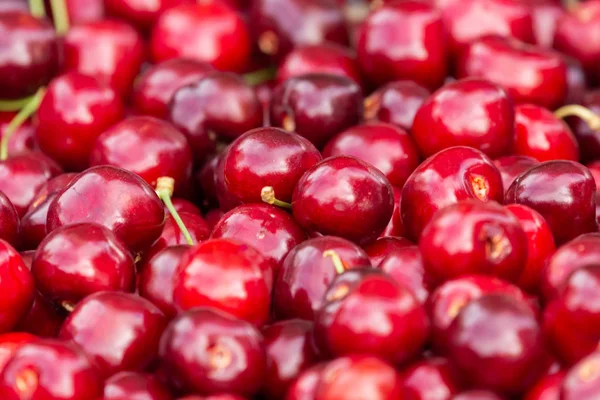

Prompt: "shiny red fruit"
[103,372,173,400]
[378,245,429,303]
[561,351,600,400]
[0,191,19,247]
[363,237,412,267]
[568,89,600,163]
[402,357,460,400]
[380,187,405,238]
[0,333,35,373]
[0,241,34,333]
[145,212,210,262]
[104,0,192,30]
[285,363,325,400]
[0,112,37,157]
[494,155,540,194]
[524,371,565,400]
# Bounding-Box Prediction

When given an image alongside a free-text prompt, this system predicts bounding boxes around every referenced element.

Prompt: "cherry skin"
[0,240,34,333]
[378,245,429,303]
[169,198,201,216]
[0,112,37,157]
[269,74,363,148]
[47,166,165,253]
[561,351,600,400]
[159,307,266,396]
[292,156,394,245]
[362,237,413,267]
[589,161,600,191]
[62,0,105,24]
[145,212,210,262]
[568,90,600,163]
[401,146,504,241]
[323,122,420,189]
[285,364,326,400]
[222,127,322,204]
[564,56,587,105]
[0,333,35,373]
[89,116,193,192]
[104,0,192,30]
[531,1,564,49]
[151,2,251,72]
[411,78,514,159]
[20,193,58,250]
[214,150,243,212]
[0,12,59,99]
[36,72,125,172]
[402,357,460,400]
[356,1,447,90]
[524,371,565,400]
[35,173,78,200]
[452,391,505,400]
[262,319,319,399]
[0,190,19,247]
[505,160,597,245]
[380,186,405,238]
[173,238,273,326]
[176,396,244,400]
[103,372,173,400]
[494,155,540,194]
[0,339,103,400]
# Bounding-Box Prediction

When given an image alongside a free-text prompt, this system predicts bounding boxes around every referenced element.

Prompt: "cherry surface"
[145,212,210,261]
[401,357,460,400]
[494,155,540,194]
[0,190,19,247]
[104,0,192,30]
[0,112,37,157]
[378,245,429,303]
[568,89,600,163]
[20,192,57,250]
[452,391,505,400]
[362,237,413,267]
[531,1,563,49]
[561,351,600,400]
[0,333,35,374]
[524,370,565,400]
[103,371,173,400]
[0,240,34,334]
[285,363,325,400]
[169,198,201,216]
[380,186,405,238]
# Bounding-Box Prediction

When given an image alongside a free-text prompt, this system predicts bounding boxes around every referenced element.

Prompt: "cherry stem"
[323,250,346,275]
[244,67,276,86]
[156,177,194,246]
[554,104,600,131]
[50,0,70,35]
[261,186,292,209]
[28,0,46,18]
[0,87,45,161]
[0,94,39,112]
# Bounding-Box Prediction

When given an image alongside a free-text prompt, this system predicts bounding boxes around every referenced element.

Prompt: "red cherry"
[14,290,64,338]
[151,2,251,72]
[0,333,35,373]
[362,236,413,267]
[589,161,600,191]
[494,155,540,193]
[104,0,192,30]
[402,357,460,400]
[214,150,243,212]
[20,193,57,250]
[145,212,209,262]
[561,351,600,400]
[176,396,245,400]
[34,173,78,200]
[531,1,564,49]
[378,245,429,303]
[103,372,173,400]
[205,209,224,230]
[380,186,405,238]
[62,0,105,24]
[169,198,201,216]
[567,90,600,163]
[285,364,325,400]
[0,190,19,247]
[452,391,505,400]
[0,112,37,157]
[0,241,34,333]
[524,371,565,400]
[564,56,587,105]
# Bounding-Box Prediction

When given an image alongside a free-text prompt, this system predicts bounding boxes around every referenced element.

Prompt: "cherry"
[145,212,209,261]
[378,245,429,303]
[561,351,600,400]
[564,56,587,105]
[456,36,567,110]
[446,294,544,394]
[589,161,600,191]
[103,372,173,400]
[104,0,192,30]
[401,357,460,400]
[323,122,420,189]
[566,90,600,163]
[362,237,413,267]
[505,160,597,245]
[214,149,243,212]
[61,0,105,24]
[36,72,125,172]
[47,165,165,253]
[285,363,326,400]
[531,1,563,49]
[197,155,220,208]
[0,112,37,156]
[0,1,28,12]
[269,74,363,148]
[0,240,34,333]
[159,307,266,396]
[90,116,193,193]
[14,289,64,338]
[169,199,201,216]
[401,146,504,241]
[0,190,19,247]
[173,238,273,326]
[21,192,57,250]
[363,80,430,132]
[222,127,321,204]
[0,339,103,400]
[494,155,540,193]
[380,186,405,238]
[205,209,224,230]
[176,396,245,400]
[524,370,565,400]
[35,172,78,199]
[0,11,58,99]
[151,2,251,72]
[0,333,35,373]
[262,319,319,399]
[452,391,505,400]
[274,235,371,320]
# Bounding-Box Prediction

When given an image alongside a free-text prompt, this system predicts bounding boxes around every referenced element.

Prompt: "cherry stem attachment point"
[0,87,45,161]
[261,186,292,209]
[156,177,194,246]
[554,104,600,131]
[28,0,46,18]
[50,0,70,35]
[323,250,346,275]
[243,67,276,86]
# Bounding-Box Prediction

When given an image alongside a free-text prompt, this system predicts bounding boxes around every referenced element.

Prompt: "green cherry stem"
[0,93,39,112]
[243,67,277,86]
[156,177,195,246]
[261,186,292,209]
[323,250,346,275]
[50,0,70,35]
[28,0,46,18]
[0,87,46,161]
[554,104,600,131]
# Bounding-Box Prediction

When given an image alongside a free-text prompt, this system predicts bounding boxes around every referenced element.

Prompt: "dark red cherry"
[568,90,600,163]
[89,116,193,192]
[362,237,412,267]
[159,308,266,396]
[132,59,213,120]
[103,372,173,400]
[170,198,201,216]
[47,166,165,253]
[323,122,420,189]
[589,161,600,191]
[0,333,35,373]
[14,290,64,338]
[363,80,430,132]
[151,2,251,72]
[401,146,504,241]
[494,155,540,193]
[505,160,597,245]
[402,357,460,400]
[214,149,243,212]
[524,370,565,400]
[176,396,245,400]
[262,319,319,399]
[378,245,429,303]
[446,294,544,394]
[222,127,322,204]
[561,351,600,400]
[0,240,34,333]
[564,55,587,105]
[285,363,325,400]
[380,186,405,238]
[274,235,371,320]
[452,391,505,400]
[60,292,167,378]
[36,72,125,172]
[21,192,57,250]
[0,12,58,99]
[35,173,78,200]
[269,74,363,148]
[357,1,447,90]
[205,209,224,230]
[0,112,37,157]
[412,78,514,159]
[145,212,209,261]
[0,190,19,247]
[0,339,103,400]
[104,0,192,30]
[197,155,220,208]
[173,238,273,326]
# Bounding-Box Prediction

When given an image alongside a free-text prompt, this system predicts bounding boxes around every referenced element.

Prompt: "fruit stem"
[156,177,194,246]
[554,104,600,130]
[261,186,292,209]
[244,67,276,86]
[323,250,346,275]
[28,0,46,18]
[0,87,45,161]
[50,0,70,35]
[0,94,39,112]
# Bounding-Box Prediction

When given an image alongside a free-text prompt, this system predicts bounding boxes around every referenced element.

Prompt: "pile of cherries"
[5,0,600,398]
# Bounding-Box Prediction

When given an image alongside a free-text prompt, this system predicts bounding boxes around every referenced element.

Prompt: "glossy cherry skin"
[531,1,563,49]
[446,294,544,394]
[145,212,210,262]
[589,161,600,191]
[36,72,125,171]
[274,235,371,320]
[222,127,322,204]
[132,59,213,120]
[0,339,103,400]
[402,357,460,400]
[505,160,597,245]
[35,173,78,200]
[0,240,34,333]
[176,396,244,400]
[151,2,251,72]
[90,116,193,191]
[569,90,600,163]
[323,122,420,189]
[363,81,430,131]
[104,0,191,30]
[401,146,504,241]
[524,370,565,400]
[493,155,539,194]
[561,351,600,400]
[380,187,405,238]
[170,198,201,216]
[357,1,447,90]
[0,190,19,247]
[173,238,273,326]
[270,74,363,148]
[21,193,58,250]
[285,363,325,400]
[214,150,243,212]
[103,372,173,400]
[0,112,37,157]
[452,391,505,400]
[159,307,266,396]
[0,333,35,373]
[378,245,428,303]
[0,12,59,99]
[362,237,413,267]
[262,319,319,399]
[47,166,165,253]
[59,292,167,378]
[412,78,514,159]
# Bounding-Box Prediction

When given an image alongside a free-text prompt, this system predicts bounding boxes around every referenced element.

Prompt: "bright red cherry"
[145,212,209,262]
[103,372,173,400]
[402,357,460,400]
[15,290,64,338]
[531,1,564,49]
[401,146,504,241]
[494,155,539,194]
[285,364,325,400]
[362,237,413,267]
[104,0,192,30]
[0,190,19,247]
[214,150,243,212]
[452,391,505,400]
[169,198,201,216]
[151,2,251,72]
[567,90,600,163]
[0,333,35,374]
[21,193,57,250]
[0,240,34,333]
[61,0,105,24]
[561,351,600,400]
[378,245,429,303]
[524,371,565,400]
[47,166,165,253]
[0,112,37,157]
[380,186,405,238]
